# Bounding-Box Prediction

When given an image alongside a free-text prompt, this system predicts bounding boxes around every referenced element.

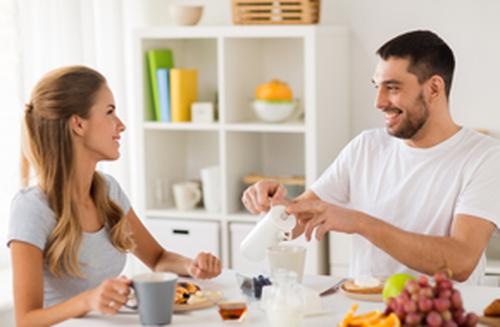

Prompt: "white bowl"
[169,4,204,26]
[253,100,296,123]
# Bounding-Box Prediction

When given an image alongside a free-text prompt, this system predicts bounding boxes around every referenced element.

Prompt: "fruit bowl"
[253,100,297,123]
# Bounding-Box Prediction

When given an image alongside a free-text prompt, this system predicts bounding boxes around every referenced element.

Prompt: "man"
[242,30,500,284]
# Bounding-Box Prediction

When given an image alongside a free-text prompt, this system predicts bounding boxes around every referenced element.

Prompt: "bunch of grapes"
[252,275,272,299]
[384,272,478,327]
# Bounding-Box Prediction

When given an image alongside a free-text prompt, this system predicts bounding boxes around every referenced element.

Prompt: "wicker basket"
[232,0,320,25]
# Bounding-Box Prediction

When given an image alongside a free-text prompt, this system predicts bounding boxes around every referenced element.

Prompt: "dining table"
[57,270,499,326]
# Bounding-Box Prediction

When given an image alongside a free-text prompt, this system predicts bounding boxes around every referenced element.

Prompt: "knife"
[319,278,348,297]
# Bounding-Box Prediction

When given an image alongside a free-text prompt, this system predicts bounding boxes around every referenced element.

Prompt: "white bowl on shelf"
[169,4,204,26]
[253,100,297,123]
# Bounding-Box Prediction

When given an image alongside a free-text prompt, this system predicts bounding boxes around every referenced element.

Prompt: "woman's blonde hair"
[21,65,134,278]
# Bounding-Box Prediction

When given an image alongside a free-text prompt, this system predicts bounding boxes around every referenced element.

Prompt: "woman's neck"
[72,147,98,201]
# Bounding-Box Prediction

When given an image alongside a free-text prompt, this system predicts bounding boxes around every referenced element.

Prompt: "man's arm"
[358,213,496,281]
[287,200,496,282]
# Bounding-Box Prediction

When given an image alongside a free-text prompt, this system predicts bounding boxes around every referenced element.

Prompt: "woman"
[8,66,221,326]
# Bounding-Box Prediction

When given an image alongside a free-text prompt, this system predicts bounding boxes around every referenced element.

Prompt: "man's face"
[372,57,429,139]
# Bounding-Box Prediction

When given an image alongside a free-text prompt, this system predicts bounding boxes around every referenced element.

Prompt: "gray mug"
[126,272,178,325]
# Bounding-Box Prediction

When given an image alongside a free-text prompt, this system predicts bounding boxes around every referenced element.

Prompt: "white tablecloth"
[57,270,499,326]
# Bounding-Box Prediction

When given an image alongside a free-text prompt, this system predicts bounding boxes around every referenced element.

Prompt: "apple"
[382,273,416,302]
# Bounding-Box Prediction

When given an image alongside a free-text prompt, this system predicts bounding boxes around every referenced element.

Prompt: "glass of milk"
[264,269,305,327]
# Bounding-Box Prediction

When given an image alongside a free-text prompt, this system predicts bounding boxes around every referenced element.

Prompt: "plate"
[339,281,383,302]
[174,291,223,312]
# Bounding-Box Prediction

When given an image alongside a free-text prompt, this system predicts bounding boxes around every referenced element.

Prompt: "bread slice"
[484,299,500,317]
[341,279,384,294]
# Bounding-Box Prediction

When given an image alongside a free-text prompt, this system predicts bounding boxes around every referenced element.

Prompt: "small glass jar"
[264,269,305,327]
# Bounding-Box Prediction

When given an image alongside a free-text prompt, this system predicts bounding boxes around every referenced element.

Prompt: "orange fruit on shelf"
[255,79,293,101]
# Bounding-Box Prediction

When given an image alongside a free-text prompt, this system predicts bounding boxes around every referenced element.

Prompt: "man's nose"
[374,88,389,109]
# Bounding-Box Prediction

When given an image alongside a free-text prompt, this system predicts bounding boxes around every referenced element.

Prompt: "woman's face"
[80,84,126,162]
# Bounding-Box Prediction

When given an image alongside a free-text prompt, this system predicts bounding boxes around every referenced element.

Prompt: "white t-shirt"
[311,127,500,284]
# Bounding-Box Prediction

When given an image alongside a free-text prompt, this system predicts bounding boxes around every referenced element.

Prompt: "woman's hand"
[187,252,222,279]
[241,180,288,214]
[287,200,359,241]
[85,276,131,315]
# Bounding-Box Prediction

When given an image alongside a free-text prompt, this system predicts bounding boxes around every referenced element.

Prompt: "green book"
[146,49,174,121]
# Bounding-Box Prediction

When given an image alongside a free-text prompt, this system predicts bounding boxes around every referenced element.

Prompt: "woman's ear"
[70,115,86,137]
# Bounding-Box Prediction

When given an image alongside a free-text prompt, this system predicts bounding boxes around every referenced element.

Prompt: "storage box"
[145,218,220,258]
[232,0,320,25]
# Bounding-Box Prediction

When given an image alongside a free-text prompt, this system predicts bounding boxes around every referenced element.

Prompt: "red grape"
[427,311,443,327]
[418,297,433,312]
[418,275,429,287]
[465,313,478,327]
[434,298,451,312]
[405,312,422,326]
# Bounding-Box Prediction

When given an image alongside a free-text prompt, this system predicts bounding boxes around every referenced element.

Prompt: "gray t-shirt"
[7,173,131,307]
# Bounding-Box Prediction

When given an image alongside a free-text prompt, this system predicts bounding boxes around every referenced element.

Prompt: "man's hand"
[241,180,288,214]
[187,252,222,279]
[287,199,359,241]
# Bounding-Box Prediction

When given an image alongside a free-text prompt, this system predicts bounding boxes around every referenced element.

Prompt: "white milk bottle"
[240,205,296,261]
[265,269,305,327]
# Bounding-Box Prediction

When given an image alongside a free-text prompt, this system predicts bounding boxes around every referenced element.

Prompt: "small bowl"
[169,4,204,26]
[253,100,297,123]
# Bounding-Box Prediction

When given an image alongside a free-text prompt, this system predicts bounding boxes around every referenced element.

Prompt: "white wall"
[157,0,500,137]
[325,0,500,137]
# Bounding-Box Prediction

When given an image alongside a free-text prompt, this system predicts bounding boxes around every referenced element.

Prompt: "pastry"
[484,299,500,317]
[175,282,201,305]
[341,277,384,294]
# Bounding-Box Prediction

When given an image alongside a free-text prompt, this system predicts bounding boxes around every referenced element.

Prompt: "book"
[170,68,198,122]
[156,68,171,122]
[146,49,174,121]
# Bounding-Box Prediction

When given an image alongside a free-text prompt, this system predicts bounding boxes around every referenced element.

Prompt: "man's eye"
[107,109,114,115]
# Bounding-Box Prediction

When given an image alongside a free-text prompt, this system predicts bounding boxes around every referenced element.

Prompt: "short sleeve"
[310,134,364,206]
[102,173,131,214]
[455,148,500,228]
[7,188,55,251]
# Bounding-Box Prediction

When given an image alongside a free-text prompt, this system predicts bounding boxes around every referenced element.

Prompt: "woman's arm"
[11,241,130,327]
[126,208,221,279]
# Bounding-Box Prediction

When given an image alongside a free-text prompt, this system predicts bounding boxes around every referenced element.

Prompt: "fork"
[319,277,348,297]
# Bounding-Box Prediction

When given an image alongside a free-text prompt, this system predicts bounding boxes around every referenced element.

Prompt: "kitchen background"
[0,0,499,324]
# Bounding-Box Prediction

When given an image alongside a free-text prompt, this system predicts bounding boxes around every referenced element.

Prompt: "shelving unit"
[128,25,349,276]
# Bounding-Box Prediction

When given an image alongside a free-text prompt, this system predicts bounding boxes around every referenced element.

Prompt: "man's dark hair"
[376,30,455,98]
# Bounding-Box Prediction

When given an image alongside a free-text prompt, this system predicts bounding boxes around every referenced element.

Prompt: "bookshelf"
[128,25,349,276]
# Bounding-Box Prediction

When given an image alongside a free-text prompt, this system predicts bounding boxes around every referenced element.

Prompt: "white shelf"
[224,121,305,133]
[144,121,220,131]
[129,25,350,275]
[146,208,222,221]
[486,259,500,275]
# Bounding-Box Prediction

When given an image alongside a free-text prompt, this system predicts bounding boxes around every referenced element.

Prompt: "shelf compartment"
[140,37,218,122]
[223,37,304,123]
[225,131,304,213]
[144,129,219,210]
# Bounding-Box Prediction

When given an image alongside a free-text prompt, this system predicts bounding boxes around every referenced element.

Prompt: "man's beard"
[387,93,429,139]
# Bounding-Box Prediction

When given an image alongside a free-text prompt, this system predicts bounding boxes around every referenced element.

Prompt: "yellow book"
[170,68,198,122]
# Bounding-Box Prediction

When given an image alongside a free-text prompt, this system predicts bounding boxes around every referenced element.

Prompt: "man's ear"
[427,75,445,102]
[69,115,86,137]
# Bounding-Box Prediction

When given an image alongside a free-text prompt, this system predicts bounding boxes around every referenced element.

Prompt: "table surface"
[57,271,499,326]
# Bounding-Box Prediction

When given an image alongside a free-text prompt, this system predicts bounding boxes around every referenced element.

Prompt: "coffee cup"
[126,272,178,325]
[267,244,306,283]
[173,181,201,210]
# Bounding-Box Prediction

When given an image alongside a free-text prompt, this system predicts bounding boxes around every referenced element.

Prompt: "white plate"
[339,282,383,302]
